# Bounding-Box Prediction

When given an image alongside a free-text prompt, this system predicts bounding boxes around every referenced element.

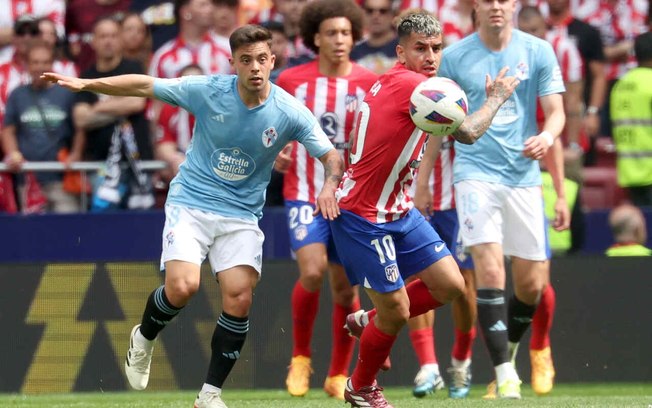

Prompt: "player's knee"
[299,267,325,290]
[332,285,356,306]
[223,289,254,316]
[166,279,200,304]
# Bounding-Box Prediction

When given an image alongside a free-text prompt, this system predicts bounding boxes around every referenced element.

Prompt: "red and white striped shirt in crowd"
[422,135,456,212]
[155,104,195,153]
[148,33,232,78]
[547,32,583,83]
[53,59,79,78]
[400,0,444,13]
[338,63,429,223]
[277,61,377,204]
[438,1,474,45]
[0,62,29,123]
[581,0,647,81]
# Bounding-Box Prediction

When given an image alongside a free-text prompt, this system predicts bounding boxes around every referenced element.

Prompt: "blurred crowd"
[0,0,650,219]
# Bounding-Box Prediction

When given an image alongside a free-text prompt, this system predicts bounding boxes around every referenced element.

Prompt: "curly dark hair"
[299,0,365,54]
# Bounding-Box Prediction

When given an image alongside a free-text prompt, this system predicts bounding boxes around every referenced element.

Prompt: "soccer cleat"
[530,347,555,395]
[344,310,391,371]
[286,355,313,397]
[447,365,472,399]
[497,378,522,399]
[124,324,154,391]
[344,377,394,408]
[323,374,347,400]
[482,380,497,400]
[412,367,445,398]
[194,389,227,408]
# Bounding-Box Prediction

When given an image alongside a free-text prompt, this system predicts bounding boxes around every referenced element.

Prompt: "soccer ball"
[409,76,468,136]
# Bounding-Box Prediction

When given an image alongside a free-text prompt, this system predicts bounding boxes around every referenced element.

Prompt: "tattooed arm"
[315,148,344,220]
[453,67,520,145]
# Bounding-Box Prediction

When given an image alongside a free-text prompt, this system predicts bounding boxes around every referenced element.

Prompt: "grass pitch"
[2,383,651,407]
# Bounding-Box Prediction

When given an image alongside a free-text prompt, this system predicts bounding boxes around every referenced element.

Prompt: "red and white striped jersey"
[337,63,429,223]
[400,0,444,13]
[438,2,474,45]
[53,59,79,78]
[148,34,232,78]
[277,61,377,203]
[155,104,195,153]
[0,0,65,36]
[0,62,29,123]
[581,0,647,80]
[424,135,456,211]
[547,32,583,83]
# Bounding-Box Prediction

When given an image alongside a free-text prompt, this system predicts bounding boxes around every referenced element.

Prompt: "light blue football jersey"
[439,29,565,187]
[154,75,333,221]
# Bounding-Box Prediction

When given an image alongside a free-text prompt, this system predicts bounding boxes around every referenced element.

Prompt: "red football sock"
[452,326,476,361]
[328,298,360,376]
[530,284,556,350]
[291,281,319,357]
[351,319,396,390]
[407,279,444,317]
[409,327,437,366]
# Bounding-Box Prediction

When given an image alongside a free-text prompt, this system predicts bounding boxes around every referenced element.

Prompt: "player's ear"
[314,33,321,49]
[396,44,405,64]
[270,54,276,70]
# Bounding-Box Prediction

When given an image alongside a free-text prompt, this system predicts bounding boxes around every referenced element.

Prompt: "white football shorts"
[160,205,265,275]
[454,180,547,261]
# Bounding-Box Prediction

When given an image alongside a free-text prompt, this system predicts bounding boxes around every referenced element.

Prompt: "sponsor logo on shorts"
[294,225,308,241]
[255,254,262,267]
[464,217,474,232]
[434,243,445,252]
[385,264,399,283]
[165,231,175,247]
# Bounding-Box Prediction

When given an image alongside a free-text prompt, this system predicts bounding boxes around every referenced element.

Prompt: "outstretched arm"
[41,72,155,98]
[452,67,520,145]
[315,148,344,221]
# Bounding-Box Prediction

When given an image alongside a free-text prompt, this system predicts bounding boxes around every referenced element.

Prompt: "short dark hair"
[14,14,40,36]
[213,0,239,7]
[260,20,286,36]
[229,24,273,54]
[517,5,544,22]
[174,0,191,23]
[299,0,364,54]
[634,31,652,63]
[396,9,442,43]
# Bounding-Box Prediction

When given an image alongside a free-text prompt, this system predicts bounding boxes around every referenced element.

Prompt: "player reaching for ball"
[329,9,518,408]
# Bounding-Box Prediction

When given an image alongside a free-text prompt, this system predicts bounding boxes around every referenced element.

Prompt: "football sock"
[452,326,476,361]
[476,288,510,366]
[530,284,556,350]
[407,279,444,317]
[507,294,537,344]
[291,281,319,357]
[139,285,183,340]
[409,327,437,366]
[328,299,360,376]
[351,318,396,390]
[205,312,248,388]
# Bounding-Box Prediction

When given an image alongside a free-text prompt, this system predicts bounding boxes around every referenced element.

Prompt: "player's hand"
[485,66,519,103]
[552,197,570,231]
[583,113,600,136]
[314,187,340,221]
[4,151,24,172]
[523,135,550,160]
[274,143,293,174]
[40,72,87,92]
[413,183,433,220]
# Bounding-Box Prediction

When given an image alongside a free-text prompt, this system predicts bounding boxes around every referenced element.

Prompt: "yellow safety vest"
[541,172,578,253]
[605,244,652,257]
[610,67,652,187]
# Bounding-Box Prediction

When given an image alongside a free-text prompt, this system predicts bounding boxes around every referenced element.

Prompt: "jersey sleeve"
[291,104,334,159]
[537,41,566,97]
[153,75,209,113]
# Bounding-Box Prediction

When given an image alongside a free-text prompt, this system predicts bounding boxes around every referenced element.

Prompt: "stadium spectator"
[0,0,65,66]
[275,0,376,400]
[73,16,154,211]
[438,0,474,46]
[606,203,652,256]
[119,12,152,72]
[261,20,289,82]
[65,0,131,72]
[399,0,441,14]
[610,31,652,207]
[43,23,343,408]
[149,0,232,79]
[275,0,314,62]
[581,0,647,138]
[438,0,566,399]
[130,1,178,52]
[154,63,202,181]
[545,0,607,165]
[38,17,78,78]
[2,42,81,213]
[211,0,240,50]
[350,0,399,74]
[332,10,518,407]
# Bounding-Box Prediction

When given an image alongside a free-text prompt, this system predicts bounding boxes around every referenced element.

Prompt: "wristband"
[539,131,554,147]
[586,105,599,115]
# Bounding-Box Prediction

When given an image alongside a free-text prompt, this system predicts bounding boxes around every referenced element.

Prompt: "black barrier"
[0,257,650,393]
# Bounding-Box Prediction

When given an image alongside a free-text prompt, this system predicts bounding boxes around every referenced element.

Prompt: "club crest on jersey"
[515,62,529,80]
[385,264,399,283]
[262,127,278,148]
[345,94,359,113]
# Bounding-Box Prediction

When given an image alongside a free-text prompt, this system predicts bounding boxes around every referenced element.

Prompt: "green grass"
[2,383,651,407]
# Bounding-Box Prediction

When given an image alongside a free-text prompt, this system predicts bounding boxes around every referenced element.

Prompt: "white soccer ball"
[409,76,468,136]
